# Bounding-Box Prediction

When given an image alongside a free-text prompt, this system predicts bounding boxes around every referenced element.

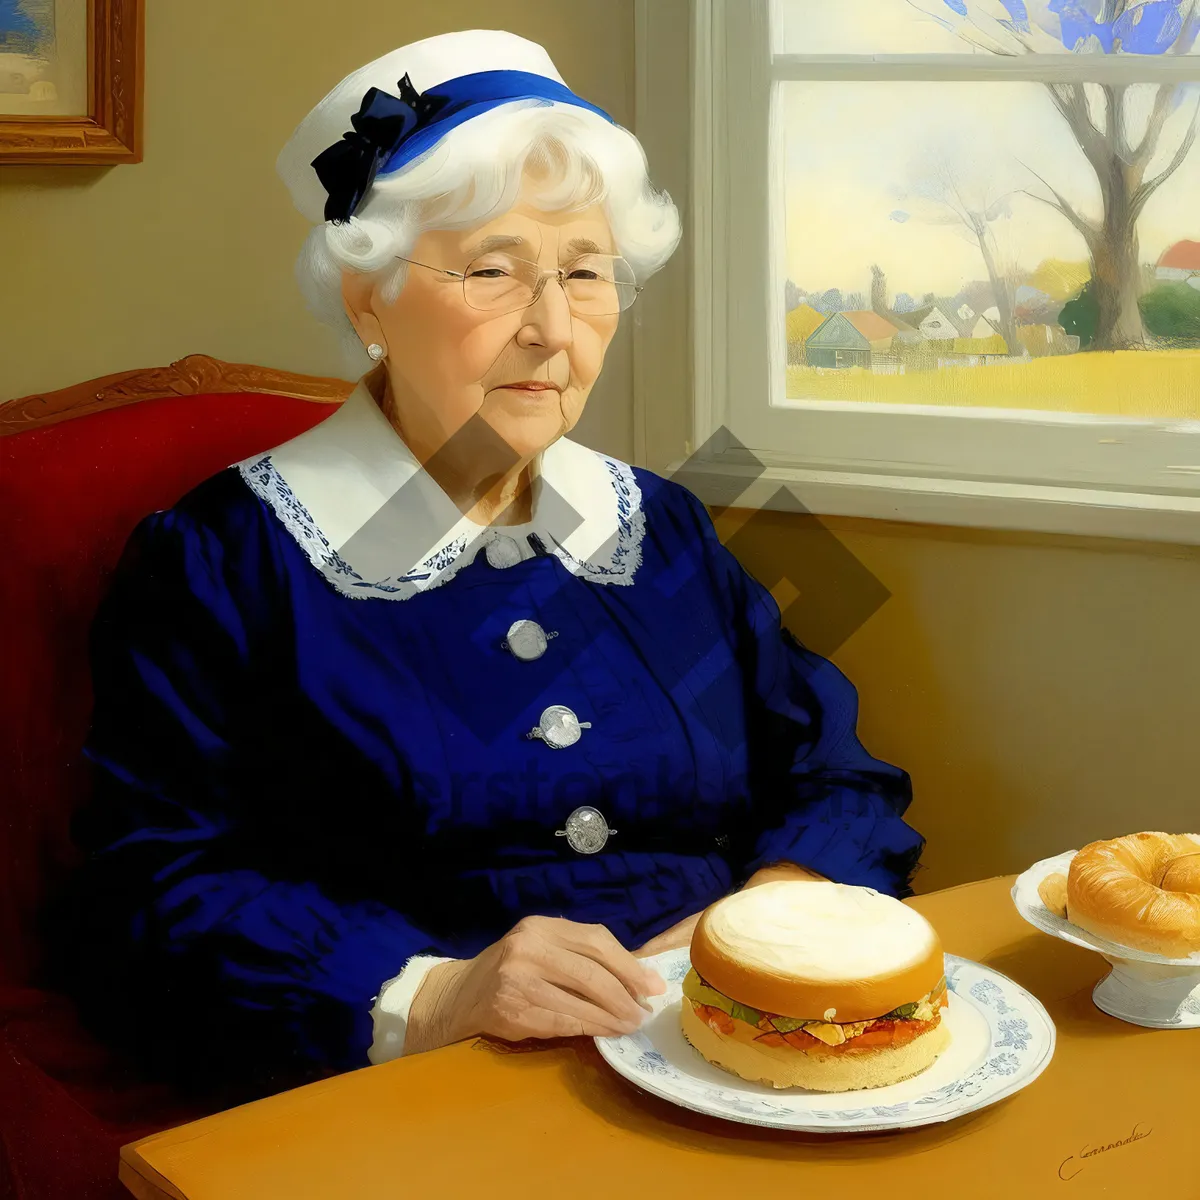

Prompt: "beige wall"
[719,510,1200,895]
[4,2,1197,897]
[0,0,637,459]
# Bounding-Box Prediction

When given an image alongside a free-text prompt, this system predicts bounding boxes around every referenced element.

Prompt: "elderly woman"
[49,30,924,1103]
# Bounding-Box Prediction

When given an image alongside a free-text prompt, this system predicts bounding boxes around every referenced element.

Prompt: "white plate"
[594,950,1055,1133]
[1013,850,1200,1029]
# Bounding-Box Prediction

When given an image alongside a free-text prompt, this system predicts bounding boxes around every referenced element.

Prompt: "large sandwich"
[681,880,950,1092]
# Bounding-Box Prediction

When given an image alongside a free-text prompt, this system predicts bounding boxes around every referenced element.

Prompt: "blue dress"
[50,382,924,1100]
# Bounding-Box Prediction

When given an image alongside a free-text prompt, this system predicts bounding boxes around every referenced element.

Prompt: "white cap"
[277,29,570,224]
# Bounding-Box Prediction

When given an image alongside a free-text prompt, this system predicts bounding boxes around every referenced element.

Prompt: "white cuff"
[367,954,455,1065]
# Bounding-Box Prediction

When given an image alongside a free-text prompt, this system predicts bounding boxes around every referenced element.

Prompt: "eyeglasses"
[394,251,642,317]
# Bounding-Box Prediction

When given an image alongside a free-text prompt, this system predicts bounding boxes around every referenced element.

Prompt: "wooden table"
[119,876,1200,1199]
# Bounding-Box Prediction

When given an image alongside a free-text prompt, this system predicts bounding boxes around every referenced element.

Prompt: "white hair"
[294,101,683,373]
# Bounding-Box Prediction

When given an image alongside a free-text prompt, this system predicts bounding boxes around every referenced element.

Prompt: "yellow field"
[785,350,1200,419]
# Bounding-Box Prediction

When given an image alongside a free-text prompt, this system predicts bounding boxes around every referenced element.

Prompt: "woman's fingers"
[527,939,648,1026]
[520,977,641,1038]
[512,1005,624,1040]
[542,919,667,999]
[452,916,683,1048]
[409,917,683,1053]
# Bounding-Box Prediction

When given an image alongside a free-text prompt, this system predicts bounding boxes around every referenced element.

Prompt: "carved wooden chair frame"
[0,355,353,438]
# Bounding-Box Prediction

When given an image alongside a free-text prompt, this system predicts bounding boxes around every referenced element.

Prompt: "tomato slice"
[851,1027,896,1049]
[875,1016,938,1049]
[782,1014,943,1055]
[754,1031,788,1048]
[782,1030,817,1051]
[691,1002,944,1056]
[696,1003,737,1035]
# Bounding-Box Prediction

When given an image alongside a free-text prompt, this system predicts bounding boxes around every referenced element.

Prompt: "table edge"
[116,872,1024,1179]
[119,1151,188,1200]
[911,872,1016,900]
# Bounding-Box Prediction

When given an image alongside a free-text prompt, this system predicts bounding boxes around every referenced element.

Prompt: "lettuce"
[683,969,946,1028]
[681,970,764,1026]
[768,1015,813,1034]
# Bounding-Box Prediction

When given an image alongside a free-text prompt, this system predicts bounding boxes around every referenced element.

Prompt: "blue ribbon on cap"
[311,69,615,224]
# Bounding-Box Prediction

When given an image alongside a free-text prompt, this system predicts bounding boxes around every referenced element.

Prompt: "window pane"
[781,81,1200,418]
[773,0,1200,56]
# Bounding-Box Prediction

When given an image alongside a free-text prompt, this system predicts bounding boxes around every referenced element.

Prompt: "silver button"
[502,619,556,662]
[556,806,617,854]
[527,704,592,749]
[484,535,522,569]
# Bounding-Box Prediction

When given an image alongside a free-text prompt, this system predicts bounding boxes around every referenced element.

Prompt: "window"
[636,0,1200,543]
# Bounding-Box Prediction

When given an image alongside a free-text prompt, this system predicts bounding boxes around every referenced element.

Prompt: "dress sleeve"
[368,954,456,1064]
[675,485,925,898]
[51,498,452,1099]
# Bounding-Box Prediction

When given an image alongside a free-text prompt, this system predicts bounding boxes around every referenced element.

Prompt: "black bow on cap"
[311,73,451,224]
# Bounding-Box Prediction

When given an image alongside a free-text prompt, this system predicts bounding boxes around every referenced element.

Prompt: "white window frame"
[633,0,1200,545]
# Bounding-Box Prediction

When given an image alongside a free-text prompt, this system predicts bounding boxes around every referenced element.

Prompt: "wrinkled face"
[343,177,621,469]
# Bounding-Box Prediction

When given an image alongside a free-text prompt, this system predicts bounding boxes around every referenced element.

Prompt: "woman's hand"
[744,861,828,888]
[403,916,667,1056]
[634,911,703,958]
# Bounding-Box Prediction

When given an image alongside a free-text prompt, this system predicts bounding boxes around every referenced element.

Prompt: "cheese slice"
[802,1019,872,1046]
[910,997,937,1023]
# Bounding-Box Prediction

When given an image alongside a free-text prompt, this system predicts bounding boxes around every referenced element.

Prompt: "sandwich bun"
[690,880,944,1023]
[682,880,949,1092]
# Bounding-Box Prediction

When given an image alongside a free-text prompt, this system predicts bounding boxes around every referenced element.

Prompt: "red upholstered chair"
[0,357,351,1200]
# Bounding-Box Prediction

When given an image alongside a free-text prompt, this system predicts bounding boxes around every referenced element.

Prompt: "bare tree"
[892,152,1022,353]
[908,0,1200,350]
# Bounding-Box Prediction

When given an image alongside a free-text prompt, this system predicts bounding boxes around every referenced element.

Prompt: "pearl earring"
[367,343,386,361]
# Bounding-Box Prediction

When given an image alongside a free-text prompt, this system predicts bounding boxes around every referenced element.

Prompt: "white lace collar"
[235,378,644,601]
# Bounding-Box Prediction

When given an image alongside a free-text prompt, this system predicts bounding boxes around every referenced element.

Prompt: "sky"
[776,0,996,53]
[773,0,1200,55]
[781,80,1200,299]
[0,0,40,41]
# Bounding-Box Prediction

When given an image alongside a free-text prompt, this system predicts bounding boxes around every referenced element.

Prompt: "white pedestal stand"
[1013,851,1200,1029]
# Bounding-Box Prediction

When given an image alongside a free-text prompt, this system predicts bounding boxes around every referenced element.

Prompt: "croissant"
[1037,872,1069,919]
[1065,832,1200,958]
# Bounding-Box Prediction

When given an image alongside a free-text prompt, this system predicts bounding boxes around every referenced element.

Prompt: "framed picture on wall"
[0,0,142,163]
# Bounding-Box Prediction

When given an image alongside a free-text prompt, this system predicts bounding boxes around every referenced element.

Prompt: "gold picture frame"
[0,0,143,164]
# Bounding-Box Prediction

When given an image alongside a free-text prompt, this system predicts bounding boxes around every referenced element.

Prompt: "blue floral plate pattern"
[595,950,1055,1132]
